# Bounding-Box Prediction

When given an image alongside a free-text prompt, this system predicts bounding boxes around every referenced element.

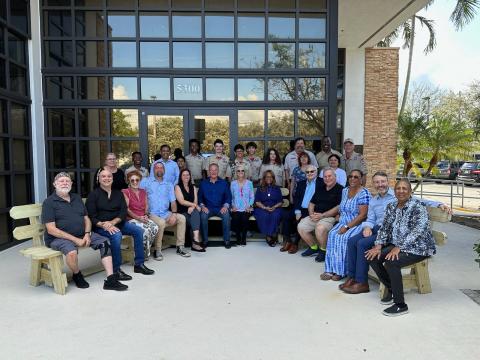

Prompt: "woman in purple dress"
[254,170,284,247]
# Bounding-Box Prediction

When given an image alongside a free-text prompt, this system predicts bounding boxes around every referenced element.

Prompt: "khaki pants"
[149,214,186,250]
[298,216,336,239]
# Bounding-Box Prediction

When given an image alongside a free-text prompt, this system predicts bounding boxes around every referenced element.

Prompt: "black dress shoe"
[114,269,132,281]
[225,242,231,249]
[134,264,155,275]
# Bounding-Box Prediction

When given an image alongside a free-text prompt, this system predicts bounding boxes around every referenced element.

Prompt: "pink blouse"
[122,188,147,220]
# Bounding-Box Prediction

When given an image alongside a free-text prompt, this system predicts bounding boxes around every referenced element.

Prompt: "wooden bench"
[369,206,451,296]
[9,203,139,295]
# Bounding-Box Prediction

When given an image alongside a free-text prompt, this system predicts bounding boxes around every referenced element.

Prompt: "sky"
[395,0,480,93]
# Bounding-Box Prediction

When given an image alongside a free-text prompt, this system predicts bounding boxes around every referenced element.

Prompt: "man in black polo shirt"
[42,172,127,291]
[298,168,343,262]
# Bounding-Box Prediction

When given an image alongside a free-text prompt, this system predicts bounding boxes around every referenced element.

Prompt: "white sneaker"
[153,250,164,261]
[176,246,191,258]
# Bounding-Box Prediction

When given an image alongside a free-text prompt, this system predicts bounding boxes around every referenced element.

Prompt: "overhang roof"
[339,0,431,48]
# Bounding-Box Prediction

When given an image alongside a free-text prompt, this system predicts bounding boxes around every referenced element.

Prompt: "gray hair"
[306,164,317,173]
[322,167,337,178]
[54,172,72,182]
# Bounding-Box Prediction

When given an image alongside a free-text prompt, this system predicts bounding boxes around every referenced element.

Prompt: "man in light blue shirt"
[158,144,179,186]
[140,160,189,261]
[341,171,450,294]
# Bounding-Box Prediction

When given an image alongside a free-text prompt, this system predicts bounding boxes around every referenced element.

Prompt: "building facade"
[0,0,429,249]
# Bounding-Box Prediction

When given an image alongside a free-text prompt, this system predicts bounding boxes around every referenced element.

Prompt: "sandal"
[191,239,206,253]
[331,274,345,281]
[320,272,333,281]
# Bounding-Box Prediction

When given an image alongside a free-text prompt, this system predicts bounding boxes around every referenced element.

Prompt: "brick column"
[363,48,399,189]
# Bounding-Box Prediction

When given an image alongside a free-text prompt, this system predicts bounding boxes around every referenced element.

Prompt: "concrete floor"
[1,221,479,360]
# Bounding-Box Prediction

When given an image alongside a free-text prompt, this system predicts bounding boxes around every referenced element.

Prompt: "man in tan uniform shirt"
[185,139,205,186]
[316,136,342,171]
[246,141,262,186]
[232,144,251,180]
[340,138,368,183]
[203,139,232,181]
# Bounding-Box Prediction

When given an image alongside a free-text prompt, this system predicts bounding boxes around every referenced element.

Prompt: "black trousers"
[281,207,308,245]
[369,244,427,304]
[231,211,250,241]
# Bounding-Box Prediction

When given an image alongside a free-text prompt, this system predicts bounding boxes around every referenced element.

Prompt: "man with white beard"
[42,172,127,291]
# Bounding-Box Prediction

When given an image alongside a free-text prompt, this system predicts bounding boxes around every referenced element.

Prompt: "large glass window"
[140,42,169,68]
[173,42,202,68]
[107,12,136,37]
[268,110,294,137]
[174,78,202,100]
[238,78,264,101]
[268,43,295,68]
[238,14,265,38]
[140,13,168,38]
[109,42,137,67]
[76,41,105,67]
[238,110,264,138]
[172,13,201,38]
[75,11,105,37]
[298,78,326,101]
[206,78,234,101]
[205,14,234,38]
[205,43,234,68]
[238,43,265,69]
[141,78,170,100]
[299,14,326,39]
[299,43,326,68]
[268,78,295,101]
[110,77,138,100]
[268,14,295,39]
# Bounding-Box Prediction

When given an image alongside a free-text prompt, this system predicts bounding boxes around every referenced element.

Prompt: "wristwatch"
[343,225,350,230]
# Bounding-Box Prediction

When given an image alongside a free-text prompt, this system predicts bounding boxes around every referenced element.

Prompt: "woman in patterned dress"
[289,151,310,204]
[122,170,159,258]
[230,165,255,246]
[321,169,370,281]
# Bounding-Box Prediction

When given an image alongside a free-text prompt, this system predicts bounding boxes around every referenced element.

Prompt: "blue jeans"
[200,209,230,246]
[95,221,145,272]
[346,225,380,283]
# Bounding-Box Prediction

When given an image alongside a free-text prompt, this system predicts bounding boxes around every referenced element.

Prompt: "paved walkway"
[1,221,479,360]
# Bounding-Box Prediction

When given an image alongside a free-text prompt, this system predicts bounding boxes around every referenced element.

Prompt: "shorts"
[297,216,336,233]
[48,232,109,255]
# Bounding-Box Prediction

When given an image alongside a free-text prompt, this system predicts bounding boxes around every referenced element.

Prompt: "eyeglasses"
[130,178,140,183]
[305,170,316,174]
[237,170,245,172]
[106,158,116,161]
[348,175,361,179]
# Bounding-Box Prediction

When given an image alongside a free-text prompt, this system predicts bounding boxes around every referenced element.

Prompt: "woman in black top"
[174,169,205,252]
[94,153,127,190]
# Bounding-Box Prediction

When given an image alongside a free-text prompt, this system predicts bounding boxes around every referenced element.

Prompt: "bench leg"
[379,282,388,299]
[414,261,432,294]
[29,259,42,286]
[121,236,135,265]
[49,256,67,295]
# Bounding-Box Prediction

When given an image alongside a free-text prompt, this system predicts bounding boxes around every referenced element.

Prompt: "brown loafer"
[343,282,370,294]
[288,244,298,254]
[280,242,291,252]
[339,277,355,291]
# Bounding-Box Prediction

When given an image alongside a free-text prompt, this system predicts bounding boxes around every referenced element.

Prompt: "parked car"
[396,163,421,182]
[431,160,465,180]
[457,162,480,184]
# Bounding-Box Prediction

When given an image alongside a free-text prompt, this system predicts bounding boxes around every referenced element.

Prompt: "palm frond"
[377,27,400,47]
[401,19,412,49]
[415,15,437,53]
[450,0,480,30]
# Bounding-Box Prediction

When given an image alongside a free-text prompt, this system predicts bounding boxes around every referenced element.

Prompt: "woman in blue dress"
[254,170,284,247]
[321,169,370,281]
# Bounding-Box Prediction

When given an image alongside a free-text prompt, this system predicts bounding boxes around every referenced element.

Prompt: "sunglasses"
[305,170,316,174]
[348,175,361,179]
[237,170,245,172]
[130,178,140,183]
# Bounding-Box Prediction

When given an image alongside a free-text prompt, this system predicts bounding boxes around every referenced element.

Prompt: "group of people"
[42,135,450,317]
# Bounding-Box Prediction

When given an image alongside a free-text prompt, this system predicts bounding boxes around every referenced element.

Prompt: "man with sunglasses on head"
[280,165,323,254]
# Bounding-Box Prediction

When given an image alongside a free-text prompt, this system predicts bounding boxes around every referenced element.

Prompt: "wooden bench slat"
[432,229,447,245]
[12,224,45,241]
[427,206,451,223]
[9,204,43,219]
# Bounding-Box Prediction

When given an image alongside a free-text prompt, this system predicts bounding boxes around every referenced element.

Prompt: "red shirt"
[122,188,147,220]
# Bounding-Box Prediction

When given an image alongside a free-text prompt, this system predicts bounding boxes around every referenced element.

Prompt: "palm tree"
[377,0,480,117]
[377,14,436,118]
[397,110,426,176]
